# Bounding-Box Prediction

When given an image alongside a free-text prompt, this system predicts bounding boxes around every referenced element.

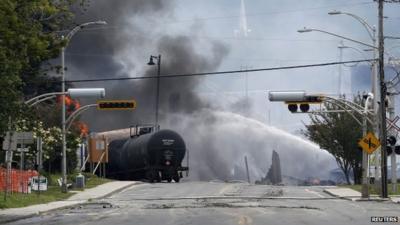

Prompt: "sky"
[65,0,400,133]
[59,0,400,181]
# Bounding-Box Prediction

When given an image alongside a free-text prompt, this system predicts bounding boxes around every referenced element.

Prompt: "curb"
[323,189,393,202]
[0,182,139,224]
[93,182,139,200]
[322,189,358,201]
[0,213,39,224]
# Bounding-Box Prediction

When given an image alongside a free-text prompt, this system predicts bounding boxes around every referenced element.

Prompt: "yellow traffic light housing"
[97,100,136,110]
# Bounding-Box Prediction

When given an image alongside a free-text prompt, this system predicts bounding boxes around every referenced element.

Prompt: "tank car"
[107,127,188,182]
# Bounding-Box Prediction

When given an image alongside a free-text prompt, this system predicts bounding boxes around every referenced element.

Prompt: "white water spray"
[168,109,338,182]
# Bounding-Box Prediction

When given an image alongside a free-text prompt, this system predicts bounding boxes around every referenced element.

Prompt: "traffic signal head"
[268,91,323,113]
[387,146,393,156]
[97,100,136,110]
[387,136,397,146]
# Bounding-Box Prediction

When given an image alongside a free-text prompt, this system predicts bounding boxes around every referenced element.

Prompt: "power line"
[74,1,372,30]
[61,59,374,84]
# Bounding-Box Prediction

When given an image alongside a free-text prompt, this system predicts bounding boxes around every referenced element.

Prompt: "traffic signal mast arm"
[268,91,374,125]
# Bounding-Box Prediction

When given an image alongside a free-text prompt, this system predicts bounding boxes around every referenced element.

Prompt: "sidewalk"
[0,181,137,224]
[323,187,399,202]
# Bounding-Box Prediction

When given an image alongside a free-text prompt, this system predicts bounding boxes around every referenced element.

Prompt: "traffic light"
[97,100,136,110]
[387,146,393,156]
[269,91,323,113]
[387,136,397,146]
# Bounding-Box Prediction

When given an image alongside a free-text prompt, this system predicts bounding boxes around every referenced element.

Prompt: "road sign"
[15,132,34,144]
[387,116,400,132]
[2,132,17,151]
[358,132,381,154]
[97,100,136,110]
[16,148,29,152]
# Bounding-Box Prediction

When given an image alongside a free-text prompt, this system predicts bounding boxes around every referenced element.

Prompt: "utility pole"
[378,0,388,198]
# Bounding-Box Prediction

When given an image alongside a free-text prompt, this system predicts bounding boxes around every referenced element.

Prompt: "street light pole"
[148,55,162,130]
[298,23,383,197]
[60,21,106,193]
[362,95,373,198]
[61,36,67,193]
[328,10,381,187]
[156,55,161,130]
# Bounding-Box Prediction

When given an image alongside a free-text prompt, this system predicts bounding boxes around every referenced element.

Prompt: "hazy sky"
[158,0,399,132]
[60,0,400,180]
[66,0,400,133]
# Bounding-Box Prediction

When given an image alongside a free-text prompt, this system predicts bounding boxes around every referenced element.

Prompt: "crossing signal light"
[387,136,397,146]
[97,100,136,110]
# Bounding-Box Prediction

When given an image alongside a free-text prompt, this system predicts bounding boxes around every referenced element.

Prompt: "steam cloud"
[66,0,338,182]
[169,110,336,181]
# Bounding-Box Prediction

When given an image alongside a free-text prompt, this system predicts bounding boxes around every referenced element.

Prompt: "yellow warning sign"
[358,132,380,154]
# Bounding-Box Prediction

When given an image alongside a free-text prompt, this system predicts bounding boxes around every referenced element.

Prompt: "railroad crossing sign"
[358,132,381,154]
[387,116,400,132]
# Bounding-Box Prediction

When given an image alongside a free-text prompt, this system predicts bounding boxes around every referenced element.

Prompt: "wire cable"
[60,59,375,84]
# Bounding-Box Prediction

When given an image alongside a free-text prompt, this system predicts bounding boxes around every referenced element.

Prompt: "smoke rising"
[66,0,230,129]
[65,0,339,182]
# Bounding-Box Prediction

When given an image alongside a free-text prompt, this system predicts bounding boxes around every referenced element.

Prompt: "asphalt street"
[5,181,400,225]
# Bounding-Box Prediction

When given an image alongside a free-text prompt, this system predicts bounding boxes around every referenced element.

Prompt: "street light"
[297,27,376,49]
[25,88,105,106]
[298,19,385,197]
[147,55,161,130]
[269,90,374,198]
[67,88,105,99]
[328,10,375,41]
[326,10,385,196]
[61,20,106,193]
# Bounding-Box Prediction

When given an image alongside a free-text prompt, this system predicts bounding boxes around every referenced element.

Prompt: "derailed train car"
[106,127,188,182]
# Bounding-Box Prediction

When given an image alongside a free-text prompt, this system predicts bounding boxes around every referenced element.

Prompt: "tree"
[0,1,84,172]
[0,0,78,134]
[302,96,365,184]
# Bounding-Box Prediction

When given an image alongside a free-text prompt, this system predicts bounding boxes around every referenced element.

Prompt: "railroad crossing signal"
[387,116,400,132]
[97,100,136,110]
[358,132,381,154]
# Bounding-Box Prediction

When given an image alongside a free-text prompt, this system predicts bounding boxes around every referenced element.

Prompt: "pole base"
[361,184,369,198]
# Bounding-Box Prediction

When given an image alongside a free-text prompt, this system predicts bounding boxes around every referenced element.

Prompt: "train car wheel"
[156,171,161,182]
[173,176,180,183]
[146,170,155,183]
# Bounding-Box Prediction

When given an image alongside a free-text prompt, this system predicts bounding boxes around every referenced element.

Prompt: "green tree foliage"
[302,96,366,184]
[0,0,85,172]
[0,0,78,134]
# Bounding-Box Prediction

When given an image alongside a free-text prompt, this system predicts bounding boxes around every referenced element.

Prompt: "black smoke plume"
[65,0,228,130]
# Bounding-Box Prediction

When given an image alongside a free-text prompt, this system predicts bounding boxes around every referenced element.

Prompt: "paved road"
[5,181,400,225]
